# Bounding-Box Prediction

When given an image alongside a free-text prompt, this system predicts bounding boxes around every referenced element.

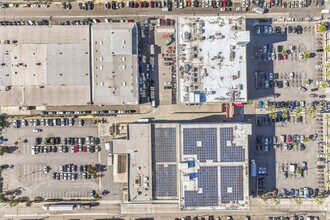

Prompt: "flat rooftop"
[91,23,139,105]
[112,123,153,202]
[0,26,91,106]
[0,23,140,107]
[177,16,250,104]
[179,123,251,210]
[112,122,251,209]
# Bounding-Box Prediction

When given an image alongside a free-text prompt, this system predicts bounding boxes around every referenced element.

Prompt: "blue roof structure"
[220,166,244,203]
[183,128,218,162]
[184,166,219,207]
[187,160,196,168]
[155,164,177,197]
[219,128,245,162]
[154,128,177,163]
[188,173,198,179]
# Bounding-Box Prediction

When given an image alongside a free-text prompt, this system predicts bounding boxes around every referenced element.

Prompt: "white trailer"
[42,204,75,211]
[42,203,91,211]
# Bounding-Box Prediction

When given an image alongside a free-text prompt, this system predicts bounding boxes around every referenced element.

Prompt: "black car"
[296,26,303,34]
[111,1,116,9]
[87,1,94,10]
[194,0,199,6]
[104,2,110,9]
[310,133,318,141]
[35,137,42,145]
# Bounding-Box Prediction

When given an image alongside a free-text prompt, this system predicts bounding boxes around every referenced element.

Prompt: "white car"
[289,72,295,79]
[22,120,27,127]
[265,80,269,88]
[268,72,273,81]
[33,129,42,133]
[271,53,276,60]
[78,119,84,127]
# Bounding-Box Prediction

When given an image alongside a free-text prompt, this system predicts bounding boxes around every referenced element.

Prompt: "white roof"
[177,16,249,104]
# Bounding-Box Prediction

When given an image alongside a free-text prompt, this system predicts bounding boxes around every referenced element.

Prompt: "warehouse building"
[177,16,250,104]
[111,122,251,210]
[0,23,139,109]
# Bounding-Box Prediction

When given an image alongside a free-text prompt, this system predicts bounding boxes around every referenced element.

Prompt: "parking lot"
[0,117,116,200]
[246,18,327,199]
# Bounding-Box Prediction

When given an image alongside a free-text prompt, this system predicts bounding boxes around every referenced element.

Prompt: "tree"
[324,45,330,53]
[304,52,310,59]
[295,106,303,118]
[291,141,298,146]
[87,165,98,178]
[25,201,32,207]
[320,24,327,32]
[0,147,6,156]
[247,100,253,105]
[282,107,289,119]
[9,199,18,207]
[268,106,277,119]
[294,198,302,206]
[281,49,287,56]
[272,198,280,205]
[325,63,330,69]
[326,71,330,79]
[319,81,329,89]
[307,106,317,119]
[0,193,9,203]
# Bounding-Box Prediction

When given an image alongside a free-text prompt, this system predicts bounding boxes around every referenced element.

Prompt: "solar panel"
[219,127,245,162]
[184,166,219,207]
[155,164,177,197]
[183,128,217,162]
[154,128,177,163]
[220,166,244,203]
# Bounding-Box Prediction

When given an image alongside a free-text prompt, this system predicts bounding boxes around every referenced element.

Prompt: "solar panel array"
[220,166,244,203]
[219,127,245,162]
[155,164,177,197]
[184,166,219,207]
[154,128,177,163]
[183,128,217,162]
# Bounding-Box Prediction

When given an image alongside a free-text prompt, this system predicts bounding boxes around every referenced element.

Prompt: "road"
[0,2,325,20]
[0,199,328,220]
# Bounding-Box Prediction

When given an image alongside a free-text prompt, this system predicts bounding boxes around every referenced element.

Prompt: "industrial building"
[91,23,139,105]
[110,122,251,210]
[0,23,139,109]
[177,16,250,104]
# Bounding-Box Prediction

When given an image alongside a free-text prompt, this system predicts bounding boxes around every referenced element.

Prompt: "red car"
[150,0,154,7]
[74,145,79,153]
[127,19,134,23]
[83,146,87,153]
[287,135,292,143]
[139,1,143,7]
